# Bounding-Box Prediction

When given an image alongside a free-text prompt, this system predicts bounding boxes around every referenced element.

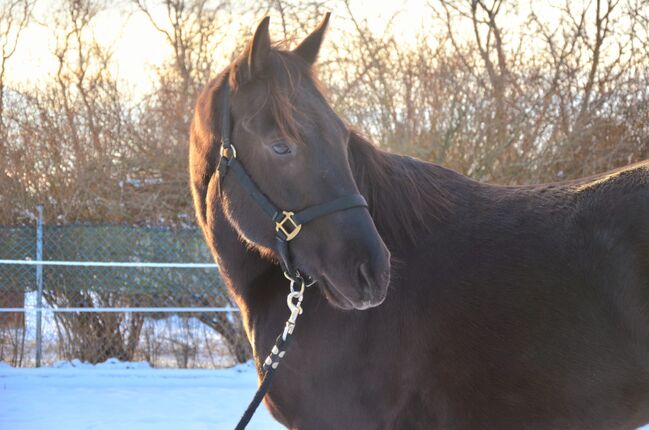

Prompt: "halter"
[218,80,369,429]
[216,81,368,279]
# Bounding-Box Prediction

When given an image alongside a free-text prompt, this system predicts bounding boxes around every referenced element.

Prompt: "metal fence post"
[35,205,44,367]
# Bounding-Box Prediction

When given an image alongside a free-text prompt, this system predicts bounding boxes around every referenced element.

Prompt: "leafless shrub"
[0,325,26,366]
[326,0,648,184]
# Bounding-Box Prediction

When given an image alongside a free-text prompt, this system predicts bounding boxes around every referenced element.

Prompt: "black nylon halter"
[216,81,368,278]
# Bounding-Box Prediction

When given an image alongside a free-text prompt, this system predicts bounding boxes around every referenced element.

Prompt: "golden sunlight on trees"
[329,0,648,183]
[0,0,33,219]
[2,0,134,222]
[1,0,648,225]
[0,0,32,125]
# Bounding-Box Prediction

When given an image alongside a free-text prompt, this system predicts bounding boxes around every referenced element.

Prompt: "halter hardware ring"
[275,211,302,241]
[283,271,317,290]
[220,144,237,160]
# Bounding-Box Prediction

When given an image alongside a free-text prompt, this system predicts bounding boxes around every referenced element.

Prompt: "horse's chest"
[256,321,439,428]
[264,369,436,429]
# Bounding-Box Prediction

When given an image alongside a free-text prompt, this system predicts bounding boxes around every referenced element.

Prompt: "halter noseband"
[216,81,368,279]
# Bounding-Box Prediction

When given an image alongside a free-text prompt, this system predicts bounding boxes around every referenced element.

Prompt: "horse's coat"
[190,15,649,430]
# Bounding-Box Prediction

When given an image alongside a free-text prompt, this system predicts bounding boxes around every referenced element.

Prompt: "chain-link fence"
[0,208,249,368]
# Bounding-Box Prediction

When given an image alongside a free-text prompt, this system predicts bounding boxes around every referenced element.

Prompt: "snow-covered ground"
[2,359,648,430]
[0,359,283,430]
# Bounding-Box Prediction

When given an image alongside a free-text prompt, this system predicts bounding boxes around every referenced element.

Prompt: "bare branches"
[333,0,647,183]
[0,0,33,131]
[133,0,229,97]
[0,0,32,69]
[1,0,648,225]
[575,0,619,126]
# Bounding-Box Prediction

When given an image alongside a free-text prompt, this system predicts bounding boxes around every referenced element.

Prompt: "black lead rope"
[235,367,275,430]
[234,369,275,430]
[234,310,297,430]
[235,280,303,430]
[217,81,368,430]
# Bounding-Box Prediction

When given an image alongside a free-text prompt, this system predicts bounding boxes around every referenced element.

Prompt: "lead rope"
[234,273,314,430]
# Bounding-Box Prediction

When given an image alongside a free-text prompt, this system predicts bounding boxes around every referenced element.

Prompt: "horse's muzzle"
[353,256,389,309]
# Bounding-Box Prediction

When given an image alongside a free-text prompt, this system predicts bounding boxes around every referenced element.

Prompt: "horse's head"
[215,15,390,310]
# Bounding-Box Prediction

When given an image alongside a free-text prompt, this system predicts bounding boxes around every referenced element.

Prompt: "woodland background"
[1,0,648,226]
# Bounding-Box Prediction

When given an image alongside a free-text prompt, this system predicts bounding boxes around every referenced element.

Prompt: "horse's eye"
[272,142,291,155]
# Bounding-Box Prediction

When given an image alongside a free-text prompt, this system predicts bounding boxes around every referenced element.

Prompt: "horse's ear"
[246,16,271,79]
[293,12,331,65]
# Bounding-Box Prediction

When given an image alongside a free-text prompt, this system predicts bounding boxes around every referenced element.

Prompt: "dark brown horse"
[190,14,649,430]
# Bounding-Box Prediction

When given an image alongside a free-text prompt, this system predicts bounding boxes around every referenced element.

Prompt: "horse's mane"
[347,131,456,247]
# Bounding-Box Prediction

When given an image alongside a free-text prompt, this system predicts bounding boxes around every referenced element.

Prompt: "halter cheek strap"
[216,82,368,278]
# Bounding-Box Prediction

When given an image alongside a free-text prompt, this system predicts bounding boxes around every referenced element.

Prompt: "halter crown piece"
[217,80,369,430]
[216,81,369,279]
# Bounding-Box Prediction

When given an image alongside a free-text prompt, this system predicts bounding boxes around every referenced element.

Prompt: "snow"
[2,359,648,430]
[49,357,152,370]
[0,360,283,430]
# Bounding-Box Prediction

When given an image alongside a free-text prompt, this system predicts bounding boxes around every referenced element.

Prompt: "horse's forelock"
[229,48,323,146]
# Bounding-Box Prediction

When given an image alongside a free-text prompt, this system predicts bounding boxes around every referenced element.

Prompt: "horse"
[189,14,649,430]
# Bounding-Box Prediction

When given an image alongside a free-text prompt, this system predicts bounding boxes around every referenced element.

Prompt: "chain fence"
[0,208,250,368]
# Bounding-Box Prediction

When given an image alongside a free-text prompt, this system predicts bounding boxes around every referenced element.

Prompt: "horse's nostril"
[358,262,374,294]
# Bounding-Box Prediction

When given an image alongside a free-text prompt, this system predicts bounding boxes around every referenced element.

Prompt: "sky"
[5,0,574,100]
[5,0,437,97]
[7,2,179,96]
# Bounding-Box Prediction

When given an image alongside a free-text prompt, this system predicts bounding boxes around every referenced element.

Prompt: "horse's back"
[403,161,649,429]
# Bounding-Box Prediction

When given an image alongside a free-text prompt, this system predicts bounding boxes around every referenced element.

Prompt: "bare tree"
[133,0,229,113]
[0,0,33,215]
[129,0,233,228]
[0,0,32,132]
[332,0,649,183]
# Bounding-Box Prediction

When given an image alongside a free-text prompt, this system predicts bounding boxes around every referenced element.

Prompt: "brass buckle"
[275,211,302,241]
